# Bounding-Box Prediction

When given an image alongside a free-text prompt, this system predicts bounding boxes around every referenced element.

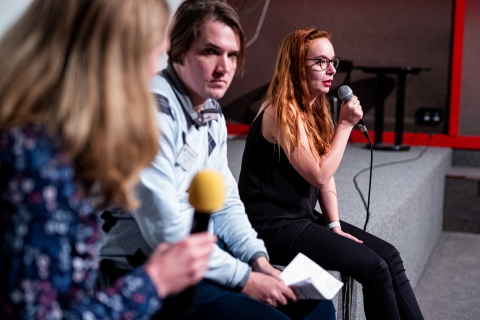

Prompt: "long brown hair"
[266,28,334,161]
[0,0,169,209]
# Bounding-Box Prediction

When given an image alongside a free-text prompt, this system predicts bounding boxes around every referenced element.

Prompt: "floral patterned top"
[0,124,162,319]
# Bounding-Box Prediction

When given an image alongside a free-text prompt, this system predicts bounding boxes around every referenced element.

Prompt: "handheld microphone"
[188,170,226,233]
[176,170,226,313]
[338,85,370,140]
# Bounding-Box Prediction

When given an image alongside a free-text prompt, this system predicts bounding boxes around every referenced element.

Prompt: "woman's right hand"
[338,95,363,127]
[145,232,216,298]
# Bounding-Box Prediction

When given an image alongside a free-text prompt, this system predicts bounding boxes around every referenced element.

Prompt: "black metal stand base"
[371,143,410,151]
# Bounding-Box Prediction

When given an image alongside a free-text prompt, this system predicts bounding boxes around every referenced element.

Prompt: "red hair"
[266,28,334,161]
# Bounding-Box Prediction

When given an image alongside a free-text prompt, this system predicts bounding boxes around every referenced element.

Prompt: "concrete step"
[416,231,480,320]
[444,166,480,233]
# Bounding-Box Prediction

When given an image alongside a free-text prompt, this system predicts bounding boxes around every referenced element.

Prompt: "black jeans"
[156,280,335,320]
[261,219,424,320]
[98,257,336,320]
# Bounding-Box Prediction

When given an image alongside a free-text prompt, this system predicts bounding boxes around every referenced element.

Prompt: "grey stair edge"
[446,166,480,180]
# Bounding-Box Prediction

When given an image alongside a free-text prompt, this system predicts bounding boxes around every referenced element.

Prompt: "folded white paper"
[280,253,343,300]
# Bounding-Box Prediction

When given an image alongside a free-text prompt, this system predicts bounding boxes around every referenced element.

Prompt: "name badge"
[176,143,198,172]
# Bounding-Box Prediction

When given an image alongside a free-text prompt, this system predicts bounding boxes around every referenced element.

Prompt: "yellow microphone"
[177,170,226,313]
[188,170,226,233]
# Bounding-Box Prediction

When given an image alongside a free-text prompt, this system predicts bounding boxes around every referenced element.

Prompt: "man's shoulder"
[153,93,175,120]
[150,74,179,120]
[151,72,169,91]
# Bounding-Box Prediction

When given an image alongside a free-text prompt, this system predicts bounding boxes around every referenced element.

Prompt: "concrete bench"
[227,137,451,320]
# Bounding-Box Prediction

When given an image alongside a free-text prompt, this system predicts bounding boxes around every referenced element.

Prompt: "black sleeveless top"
[238,110,320,235]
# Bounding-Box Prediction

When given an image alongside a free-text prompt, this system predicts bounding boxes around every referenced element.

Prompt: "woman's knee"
[362,256,393,290]
[372,237,401,261]
[361,246,411,295]
[358,256,399,305]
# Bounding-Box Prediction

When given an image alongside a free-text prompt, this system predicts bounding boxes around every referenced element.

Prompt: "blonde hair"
[266,28,334,161]
[0,0,169,209]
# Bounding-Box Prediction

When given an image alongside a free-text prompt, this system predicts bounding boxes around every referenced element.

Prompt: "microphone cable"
[353,132,433,231]
[354,134,373,231]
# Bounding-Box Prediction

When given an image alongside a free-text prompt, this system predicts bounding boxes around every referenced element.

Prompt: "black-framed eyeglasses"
[306,57,340,70]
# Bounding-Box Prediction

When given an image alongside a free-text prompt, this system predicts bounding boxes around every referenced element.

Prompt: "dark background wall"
[3,0,477,138]
[220,0,454,135]
[459,0,480,137]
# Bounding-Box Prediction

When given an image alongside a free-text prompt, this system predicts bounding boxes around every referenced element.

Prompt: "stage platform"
[227,138,452,320]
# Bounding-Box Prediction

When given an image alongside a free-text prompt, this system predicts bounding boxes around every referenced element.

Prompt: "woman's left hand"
[331,227,363,244]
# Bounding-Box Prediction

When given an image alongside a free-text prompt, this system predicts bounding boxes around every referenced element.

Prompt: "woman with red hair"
[239,28,424,320]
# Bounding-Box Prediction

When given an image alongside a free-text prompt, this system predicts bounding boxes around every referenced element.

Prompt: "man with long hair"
[100,1,335,319]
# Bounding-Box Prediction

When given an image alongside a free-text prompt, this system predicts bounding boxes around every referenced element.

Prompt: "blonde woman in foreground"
[0,0,214,319]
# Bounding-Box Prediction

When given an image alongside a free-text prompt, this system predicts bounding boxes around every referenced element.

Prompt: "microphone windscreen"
[338,85,353,102]
[188,170,226,213]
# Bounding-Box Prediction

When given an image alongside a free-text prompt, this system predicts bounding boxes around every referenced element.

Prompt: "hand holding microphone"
[145,233,216,299]
[338,85,370,140]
